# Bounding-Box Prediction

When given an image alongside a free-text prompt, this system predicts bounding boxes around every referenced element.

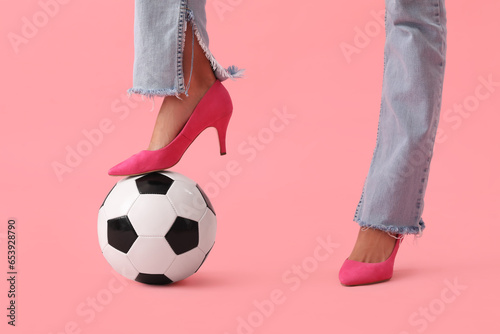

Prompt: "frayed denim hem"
[126,87,182,112]
[354,217,425,238]
[126,87,182,100]
[125,5,243,112]
[127,18,245,102]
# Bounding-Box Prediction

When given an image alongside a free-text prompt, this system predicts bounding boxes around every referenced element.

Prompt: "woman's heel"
[213,115,231,155]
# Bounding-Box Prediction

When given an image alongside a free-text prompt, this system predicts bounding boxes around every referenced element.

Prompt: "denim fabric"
[354,0,448,236]
[127,0,243,100]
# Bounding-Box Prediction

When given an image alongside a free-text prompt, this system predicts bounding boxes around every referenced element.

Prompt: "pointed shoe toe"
[339,235,403,286]
[107,152,144,176]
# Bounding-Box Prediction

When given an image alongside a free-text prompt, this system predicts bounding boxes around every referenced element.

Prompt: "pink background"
[1,1,499,333]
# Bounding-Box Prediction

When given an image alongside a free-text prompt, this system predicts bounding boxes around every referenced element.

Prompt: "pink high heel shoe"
[338,234,403,286]
[108,80,232,176]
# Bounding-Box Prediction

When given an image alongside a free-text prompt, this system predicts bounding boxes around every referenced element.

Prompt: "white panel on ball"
[164,247,206,282]
[197,209,217,253]
[97,208,109,252]
[102,177,141,218]
[127,195,177,237]
[162,171,196,185]
[127,237,177,274]
[102,245,139,281]
[166,181,207,222]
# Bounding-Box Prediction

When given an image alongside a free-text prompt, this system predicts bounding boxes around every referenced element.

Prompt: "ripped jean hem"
[126,7,244,104]
[125,61,243,101]
[354,217,425,237]
[126,87,184,101]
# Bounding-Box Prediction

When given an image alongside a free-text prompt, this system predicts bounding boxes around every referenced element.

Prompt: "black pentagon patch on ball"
[195,243,214,273]
[196,184,215,215]
[100,183,116,209]
[165,217,199,255]
[135,273,173,285]
[107,216,138,253]
[135,172,174,195]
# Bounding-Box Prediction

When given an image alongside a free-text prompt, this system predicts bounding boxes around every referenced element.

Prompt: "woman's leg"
[127,0,243,151]
[349,0,448,262]
[148,23,215,150]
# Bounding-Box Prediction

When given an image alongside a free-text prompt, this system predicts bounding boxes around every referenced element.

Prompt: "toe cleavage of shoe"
[339,235,403,286]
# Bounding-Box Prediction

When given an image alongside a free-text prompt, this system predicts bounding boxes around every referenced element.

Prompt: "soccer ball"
[97,171,216,285]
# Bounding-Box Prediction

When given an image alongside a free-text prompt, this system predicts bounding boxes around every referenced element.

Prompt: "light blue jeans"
[127,0,243,100]
[126,0,447,237]
[354,0,448,236]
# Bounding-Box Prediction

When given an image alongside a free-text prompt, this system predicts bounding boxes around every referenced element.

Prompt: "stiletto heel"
[213,115,231,155]
[338,234,404,286]
[108,80,233,176]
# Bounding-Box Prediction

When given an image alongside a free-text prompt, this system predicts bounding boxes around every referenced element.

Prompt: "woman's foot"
[108,80,232,176]
[148,23,216,151]
[339,229,403,286]
[347,227,398,263]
